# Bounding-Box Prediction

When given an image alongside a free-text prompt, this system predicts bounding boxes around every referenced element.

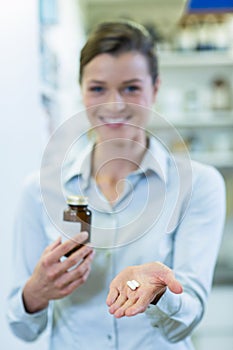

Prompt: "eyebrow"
[87,78,143,85]
[122,79,143,84]
[88,80,106,85]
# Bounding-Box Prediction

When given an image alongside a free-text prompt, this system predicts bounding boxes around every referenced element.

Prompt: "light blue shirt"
[7,136,226,350]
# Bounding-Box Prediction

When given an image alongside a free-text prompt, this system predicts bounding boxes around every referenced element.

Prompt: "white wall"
[0,1,86,349]
[0,1,47,349]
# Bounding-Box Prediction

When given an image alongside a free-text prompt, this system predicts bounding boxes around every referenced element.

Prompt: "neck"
[92,133,148,181]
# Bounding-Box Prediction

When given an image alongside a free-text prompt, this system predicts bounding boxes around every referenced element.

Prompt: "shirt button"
[107,334,112,341]
[105,251,111,258]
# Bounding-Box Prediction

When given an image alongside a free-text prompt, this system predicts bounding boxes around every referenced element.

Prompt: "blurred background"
[0,0,233,349]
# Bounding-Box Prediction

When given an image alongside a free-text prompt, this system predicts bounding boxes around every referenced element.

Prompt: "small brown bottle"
[63,195,92,257]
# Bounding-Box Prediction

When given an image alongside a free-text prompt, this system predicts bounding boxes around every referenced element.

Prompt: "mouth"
[99,116,131,124]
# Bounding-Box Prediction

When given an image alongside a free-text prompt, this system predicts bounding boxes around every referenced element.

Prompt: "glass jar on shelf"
[211,78,232,111]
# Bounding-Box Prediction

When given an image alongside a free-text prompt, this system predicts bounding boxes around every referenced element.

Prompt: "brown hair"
[79,20,158,84]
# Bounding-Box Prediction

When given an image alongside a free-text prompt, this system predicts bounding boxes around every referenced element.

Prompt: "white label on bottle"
[60,221,82,243]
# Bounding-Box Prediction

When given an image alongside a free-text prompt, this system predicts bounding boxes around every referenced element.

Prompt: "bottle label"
[60,221,82,243]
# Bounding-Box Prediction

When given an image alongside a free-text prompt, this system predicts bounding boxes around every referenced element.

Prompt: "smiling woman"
[7,20,226,350]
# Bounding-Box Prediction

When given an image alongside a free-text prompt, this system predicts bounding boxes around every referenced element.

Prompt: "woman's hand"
[106,262,183,318]
[23,231,94,313]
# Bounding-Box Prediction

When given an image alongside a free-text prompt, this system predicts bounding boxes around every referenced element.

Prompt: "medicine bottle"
[63,195,92,256]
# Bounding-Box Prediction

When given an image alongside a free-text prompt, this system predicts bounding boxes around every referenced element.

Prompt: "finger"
[67,250,94,279]
[44,237,62,254]
[48,232,89,263]
[108,294,128,315]
[55,251,94,290]
[60,268,91,297]
[57,264,89,291]
[113,296,138,318]
[125,293,151,316]
[106,287,119,306]
[61,246,94,272]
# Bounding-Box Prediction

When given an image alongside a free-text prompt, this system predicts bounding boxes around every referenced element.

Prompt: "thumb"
[166,276,183,294]
[159,269,183,294]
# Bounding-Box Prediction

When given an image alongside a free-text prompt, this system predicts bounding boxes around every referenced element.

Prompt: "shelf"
[158,50,233,68]
[149,112,233,129]
[189,151,233,168]
[165,118,233,129]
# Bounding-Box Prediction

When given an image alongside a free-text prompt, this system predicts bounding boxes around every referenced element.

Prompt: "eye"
[124,85,140,93]
[89,86,104,93]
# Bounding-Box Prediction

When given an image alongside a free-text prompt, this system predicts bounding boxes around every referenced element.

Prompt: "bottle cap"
[66,195,88,206]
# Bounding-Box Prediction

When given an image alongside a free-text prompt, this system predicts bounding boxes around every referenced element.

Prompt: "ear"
[152,77,161,104]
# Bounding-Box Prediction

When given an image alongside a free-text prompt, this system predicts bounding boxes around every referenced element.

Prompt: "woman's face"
[81,52,159,142]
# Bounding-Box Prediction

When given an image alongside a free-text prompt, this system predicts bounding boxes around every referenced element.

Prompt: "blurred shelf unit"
[148,128,233,168]
[152,111,233,128]
[189,151,233,168]
[154,45,233,291]
[159,50,233,67]
[151,48,233,169]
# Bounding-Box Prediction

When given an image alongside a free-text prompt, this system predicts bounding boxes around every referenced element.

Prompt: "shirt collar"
[62,135,168,187]
[139,136,168,183]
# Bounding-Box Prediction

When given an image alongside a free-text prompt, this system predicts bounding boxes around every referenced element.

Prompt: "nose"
[105,90,126,112]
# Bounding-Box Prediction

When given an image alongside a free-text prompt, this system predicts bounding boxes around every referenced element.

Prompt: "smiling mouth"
[99,116,131,124]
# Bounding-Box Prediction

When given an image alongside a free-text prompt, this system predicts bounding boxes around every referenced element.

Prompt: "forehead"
[82,52,150,82]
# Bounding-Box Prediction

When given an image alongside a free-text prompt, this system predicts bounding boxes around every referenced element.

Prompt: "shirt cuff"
[7,287,48,340]
[145,288,181,324]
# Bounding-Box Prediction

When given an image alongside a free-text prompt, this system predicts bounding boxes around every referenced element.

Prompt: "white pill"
[127,280,137,290]
[131,280,140,288]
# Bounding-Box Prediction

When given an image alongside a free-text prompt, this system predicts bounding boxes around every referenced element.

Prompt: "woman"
[7,21,225,349]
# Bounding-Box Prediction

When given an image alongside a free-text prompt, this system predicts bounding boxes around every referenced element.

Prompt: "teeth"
[101,117,127,123]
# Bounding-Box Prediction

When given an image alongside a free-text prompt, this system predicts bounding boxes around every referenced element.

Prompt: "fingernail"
[81,231,89,239]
